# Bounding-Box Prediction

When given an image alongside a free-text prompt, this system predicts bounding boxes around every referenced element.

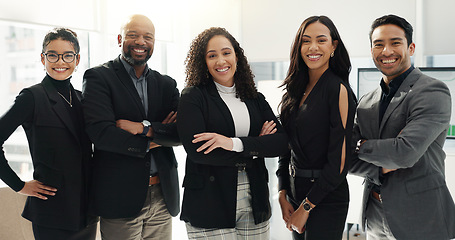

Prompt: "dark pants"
[32,222,97,240]
[290,177,349,240]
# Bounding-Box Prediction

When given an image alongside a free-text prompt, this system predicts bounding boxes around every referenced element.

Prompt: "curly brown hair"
[184,27,257,101]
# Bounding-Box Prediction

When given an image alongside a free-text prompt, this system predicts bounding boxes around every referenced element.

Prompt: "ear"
[117,34,122,46]
[41,53,45,66]
[332,40,339,52]
[408,42,416,56]
[75,54,81,66]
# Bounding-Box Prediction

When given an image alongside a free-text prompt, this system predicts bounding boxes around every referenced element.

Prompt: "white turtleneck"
[214,81,250,152]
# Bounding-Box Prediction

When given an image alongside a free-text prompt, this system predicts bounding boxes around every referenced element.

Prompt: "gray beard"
[123,50,151,66]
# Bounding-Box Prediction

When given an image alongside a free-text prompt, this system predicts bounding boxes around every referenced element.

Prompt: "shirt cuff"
[231,137,244,152]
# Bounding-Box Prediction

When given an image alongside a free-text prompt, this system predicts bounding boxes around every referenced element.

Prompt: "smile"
[132,48,147,53]
[381,59,397,64]
[216,67,229,72]
[53,68,68,72]
[307,54,322,60]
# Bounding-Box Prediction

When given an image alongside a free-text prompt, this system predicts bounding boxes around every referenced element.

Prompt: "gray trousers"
[186,171,270,240]
[365,194,397,240]
[100,184,172,240]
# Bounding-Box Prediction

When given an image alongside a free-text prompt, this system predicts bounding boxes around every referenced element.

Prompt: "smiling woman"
[0,27,98,240]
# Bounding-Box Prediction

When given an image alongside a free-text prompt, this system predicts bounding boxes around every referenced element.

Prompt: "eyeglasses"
[42,52,78,63]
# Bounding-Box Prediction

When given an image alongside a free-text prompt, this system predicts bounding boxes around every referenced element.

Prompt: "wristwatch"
[141,120,151,136]
[302,198,313,212]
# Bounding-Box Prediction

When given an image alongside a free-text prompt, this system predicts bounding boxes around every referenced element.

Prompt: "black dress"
[277,68,357,240]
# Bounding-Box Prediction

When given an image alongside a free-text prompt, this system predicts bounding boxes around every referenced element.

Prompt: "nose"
[309,41,318,51]
[382,44,394,56]
[134,35,146,45]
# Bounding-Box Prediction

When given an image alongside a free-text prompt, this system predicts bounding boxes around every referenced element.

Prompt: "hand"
[382,168,397,174]
[149,142,161,150]
[192,133,233,154]
[259,120,277,136]
[116,119,142,135]
[162,111,177,124]
[18,180,57,200]
[287,203,310,234]
[278,190,295,223]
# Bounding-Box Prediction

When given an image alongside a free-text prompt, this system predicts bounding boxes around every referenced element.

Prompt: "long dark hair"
[184,27,257,101]
[279,16,351,124]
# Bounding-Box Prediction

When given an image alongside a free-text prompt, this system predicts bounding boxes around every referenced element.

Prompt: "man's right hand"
[18,180,57,200]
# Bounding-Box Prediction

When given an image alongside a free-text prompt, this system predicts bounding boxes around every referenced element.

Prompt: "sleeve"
[177,86,243,167]
[82,68,149,158]
[276,150,291,192]
[0,90,35,191]
[307,83,356,205]
[349,112,382,185]
[150,76,181,147]
[357,79,451,169]
[239,93,289,158]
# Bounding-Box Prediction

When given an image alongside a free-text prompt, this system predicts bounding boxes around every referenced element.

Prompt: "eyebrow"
[302,34,328,38]
[45,50,76,54]
[373,37,404,44]
[206,47,232,54]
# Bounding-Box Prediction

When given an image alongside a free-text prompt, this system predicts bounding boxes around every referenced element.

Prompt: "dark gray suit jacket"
[350,68,455,239]
[82,56,180,218]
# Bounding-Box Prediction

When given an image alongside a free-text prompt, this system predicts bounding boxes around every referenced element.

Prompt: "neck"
[133,65,146,78]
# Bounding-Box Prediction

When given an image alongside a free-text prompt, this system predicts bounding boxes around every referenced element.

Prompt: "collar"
[380,66,415,95]
[120,56,150,80]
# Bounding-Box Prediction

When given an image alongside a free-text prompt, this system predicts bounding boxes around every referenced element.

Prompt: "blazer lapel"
[146,71,160,120]
[41,77,79,141]
[112,56,147,118]
[379,69,420,134]
[207,81,236,137]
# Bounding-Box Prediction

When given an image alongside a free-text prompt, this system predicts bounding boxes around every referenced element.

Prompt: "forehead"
[303,21,331,36]
[207,35,233,50]
[45,38,75,52]
[124,19,155,35]
[371,24,406,41]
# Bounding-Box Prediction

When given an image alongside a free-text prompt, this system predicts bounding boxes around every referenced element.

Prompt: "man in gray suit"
[350,14,455,240]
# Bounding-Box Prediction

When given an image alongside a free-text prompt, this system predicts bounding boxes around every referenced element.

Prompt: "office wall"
[241,0,455,62]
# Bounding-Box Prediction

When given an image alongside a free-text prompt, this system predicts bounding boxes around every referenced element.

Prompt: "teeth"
[308,55,321,59]
[217,67,229,72]
[54,68,66,71]
[382,59,396,64]
[133,48,145,53]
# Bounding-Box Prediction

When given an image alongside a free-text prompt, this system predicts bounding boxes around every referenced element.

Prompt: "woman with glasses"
[0,28,97,240]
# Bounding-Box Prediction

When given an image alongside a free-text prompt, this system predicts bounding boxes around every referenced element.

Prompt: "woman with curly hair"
[177,27,289,239]
[276,16,357,239]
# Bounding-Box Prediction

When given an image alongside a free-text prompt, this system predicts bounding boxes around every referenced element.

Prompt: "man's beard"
[123,48,152,66]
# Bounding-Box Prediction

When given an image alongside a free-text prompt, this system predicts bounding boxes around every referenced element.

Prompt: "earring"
[330,52,335,57]
[75,66,78,72]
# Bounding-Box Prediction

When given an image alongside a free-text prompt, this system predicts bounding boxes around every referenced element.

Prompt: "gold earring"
[331,52,335,57]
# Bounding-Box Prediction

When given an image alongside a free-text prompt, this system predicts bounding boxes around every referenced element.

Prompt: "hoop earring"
[330,52,335,58]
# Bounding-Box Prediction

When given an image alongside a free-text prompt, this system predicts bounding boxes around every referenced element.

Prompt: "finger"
[192,133,214,143]
[163,111,174,122]
[204,142,220,154]
[196,139,215,152]
[34,192,48,200]
[270,128,277,134]
[39,184,57,192]
[168,112,177,123]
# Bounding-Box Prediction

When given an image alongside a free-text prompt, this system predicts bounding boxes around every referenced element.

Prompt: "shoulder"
[181,85,204,98]
[148,69,177,87]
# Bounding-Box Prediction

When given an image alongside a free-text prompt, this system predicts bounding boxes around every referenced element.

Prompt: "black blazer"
[82,56,180,218]
[0,75,94,231]
[177,81,288,228]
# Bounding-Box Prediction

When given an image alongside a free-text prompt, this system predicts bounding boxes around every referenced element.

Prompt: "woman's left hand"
[259,120,277,136]
[286,204,310,234]
[192,133,233,154]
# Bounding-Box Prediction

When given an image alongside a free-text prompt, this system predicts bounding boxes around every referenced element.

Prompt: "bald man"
[82,14,180,240]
